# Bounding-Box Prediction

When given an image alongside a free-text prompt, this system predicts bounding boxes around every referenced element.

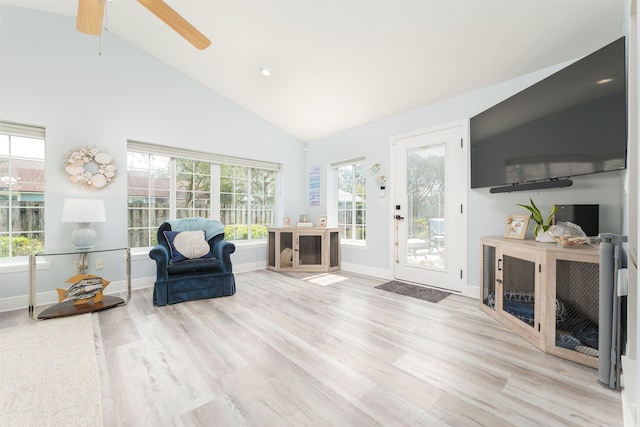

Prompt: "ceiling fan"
[76,0,211,50]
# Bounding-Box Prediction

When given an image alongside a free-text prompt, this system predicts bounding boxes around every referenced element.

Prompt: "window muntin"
[127,149,277,248]
[336,161,366,242]
[0,126,46,259]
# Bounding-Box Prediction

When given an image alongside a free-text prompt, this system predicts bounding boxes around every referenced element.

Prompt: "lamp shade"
[61,198,106,223]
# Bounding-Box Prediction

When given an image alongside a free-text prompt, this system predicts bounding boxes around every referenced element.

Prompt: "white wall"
[0,6,306,300]
[307,45,626,295]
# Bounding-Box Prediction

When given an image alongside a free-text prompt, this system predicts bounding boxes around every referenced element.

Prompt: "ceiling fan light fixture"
[260,66,272,77]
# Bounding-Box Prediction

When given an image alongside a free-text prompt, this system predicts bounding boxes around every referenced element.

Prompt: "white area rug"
[0,314,103,426]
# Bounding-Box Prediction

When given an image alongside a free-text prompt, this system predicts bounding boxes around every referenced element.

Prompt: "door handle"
[394,215,405,220]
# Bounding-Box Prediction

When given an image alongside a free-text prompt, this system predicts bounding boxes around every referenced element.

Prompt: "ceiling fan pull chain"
[103,0,109,32]
[98,0,108,57]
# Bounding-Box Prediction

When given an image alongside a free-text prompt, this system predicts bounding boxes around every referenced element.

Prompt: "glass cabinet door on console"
[267,229,294,271]
[297,231,324,269]
[544,251,600,369]
[481,244,497,314]
[500,248,542,342]
[328,230,340,270]
[480,240,542,347]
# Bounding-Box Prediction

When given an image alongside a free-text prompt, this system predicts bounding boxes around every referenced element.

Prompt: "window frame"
[127,141,280,249]
[0,121,46,260]
[334,158,366,244]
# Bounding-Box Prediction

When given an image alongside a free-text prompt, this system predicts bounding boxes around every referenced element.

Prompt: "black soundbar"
[489,179,573,193]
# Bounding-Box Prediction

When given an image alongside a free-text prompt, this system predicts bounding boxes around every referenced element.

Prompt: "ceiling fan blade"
[76,0,105,35]
[137,0,211,50]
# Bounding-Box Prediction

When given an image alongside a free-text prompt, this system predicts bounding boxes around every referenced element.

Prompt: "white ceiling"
[0,0,626,142]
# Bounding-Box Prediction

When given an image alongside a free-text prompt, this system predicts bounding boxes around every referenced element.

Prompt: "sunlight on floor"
[302,273,349,286]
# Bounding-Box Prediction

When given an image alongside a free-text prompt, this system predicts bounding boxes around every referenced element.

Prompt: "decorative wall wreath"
[65,146,117,189]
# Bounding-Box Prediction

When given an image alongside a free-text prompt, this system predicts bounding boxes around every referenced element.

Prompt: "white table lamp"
[62,198,106,250]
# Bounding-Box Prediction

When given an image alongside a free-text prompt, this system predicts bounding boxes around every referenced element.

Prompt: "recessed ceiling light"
[597,78,613,84]
[260,66,272,77]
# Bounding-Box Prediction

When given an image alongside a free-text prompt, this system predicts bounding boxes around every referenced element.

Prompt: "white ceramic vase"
[536,230,555,242]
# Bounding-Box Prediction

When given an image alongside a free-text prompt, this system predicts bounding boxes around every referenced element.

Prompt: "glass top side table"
[29,246,131,320]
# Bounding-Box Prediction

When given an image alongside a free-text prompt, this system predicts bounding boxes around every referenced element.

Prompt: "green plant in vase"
[516,198,557,239]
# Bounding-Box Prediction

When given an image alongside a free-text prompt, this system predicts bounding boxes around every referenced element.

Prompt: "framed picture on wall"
[318,216,327,227]
[504,215,529,239]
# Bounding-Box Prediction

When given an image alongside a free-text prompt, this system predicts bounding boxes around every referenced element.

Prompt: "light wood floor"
[2,270,623,426]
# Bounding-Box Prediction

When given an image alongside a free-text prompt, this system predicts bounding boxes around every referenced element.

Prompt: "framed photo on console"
[318,216,327,227]
[504,215,529,239]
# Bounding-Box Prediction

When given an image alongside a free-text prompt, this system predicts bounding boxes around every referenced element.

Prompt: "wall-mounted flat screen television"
[470,37,627,192]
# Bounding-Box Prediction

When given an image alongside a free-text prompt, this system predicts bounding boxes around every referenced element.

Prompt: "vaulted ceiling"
[0,0,626,142]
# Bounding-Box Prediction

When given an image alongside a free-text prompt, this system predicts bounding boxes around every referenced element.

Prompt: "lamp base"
[71,222,96,250]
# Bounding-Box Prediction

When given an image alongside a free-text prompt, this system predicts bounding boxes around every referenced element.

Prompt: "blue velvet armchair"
[149,218,236,306]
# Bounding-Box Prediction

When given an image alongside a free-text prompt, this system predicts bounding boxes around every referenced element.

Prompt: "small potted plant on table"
[516,198,557,242]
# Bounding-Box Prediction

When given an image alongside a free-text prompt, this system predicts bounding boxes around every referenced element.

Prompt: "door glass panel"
[501,255,536,327]
[406,144,445,270]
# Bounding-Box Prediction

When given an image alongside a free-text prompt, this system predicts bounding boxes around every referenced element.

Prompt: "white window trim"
[0,121,46,138]
[128,141,280,171]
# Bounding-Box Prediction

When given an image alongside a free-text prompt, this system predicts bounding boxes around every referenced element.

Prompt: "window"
[335,160,366,242]
[127,142,279,248]
[220,165,276,240]
[0,122,46,258]
[127,152,171,248]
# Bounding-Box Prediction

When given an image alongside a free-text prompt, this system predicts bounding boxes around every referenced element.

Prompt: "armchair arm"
[149,244,170,280]
[212,240,236,272]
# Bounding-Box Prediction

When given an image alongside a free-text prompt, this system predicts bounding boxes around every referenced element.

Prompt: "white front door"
[392,123,466,293]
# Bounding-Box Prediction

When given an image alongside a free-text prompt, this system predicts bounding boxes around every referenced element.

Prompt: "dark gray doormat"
[375,281,451,303]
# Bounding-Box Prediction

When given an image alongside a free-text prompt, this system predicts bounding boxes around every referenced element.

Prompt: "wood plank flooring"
[2,270,623,426]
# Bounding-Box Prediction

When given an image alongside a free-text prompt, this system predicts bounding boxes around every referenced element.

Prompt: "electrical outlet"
[95,258,104,270]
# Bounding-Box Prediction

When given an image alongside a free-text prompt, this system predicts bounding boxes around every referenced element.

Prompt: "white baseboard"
[340,262,393,280]
[621,355,638,427]
[465,284,480,299]
[234,261,268,274]
[0,295,28,314]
